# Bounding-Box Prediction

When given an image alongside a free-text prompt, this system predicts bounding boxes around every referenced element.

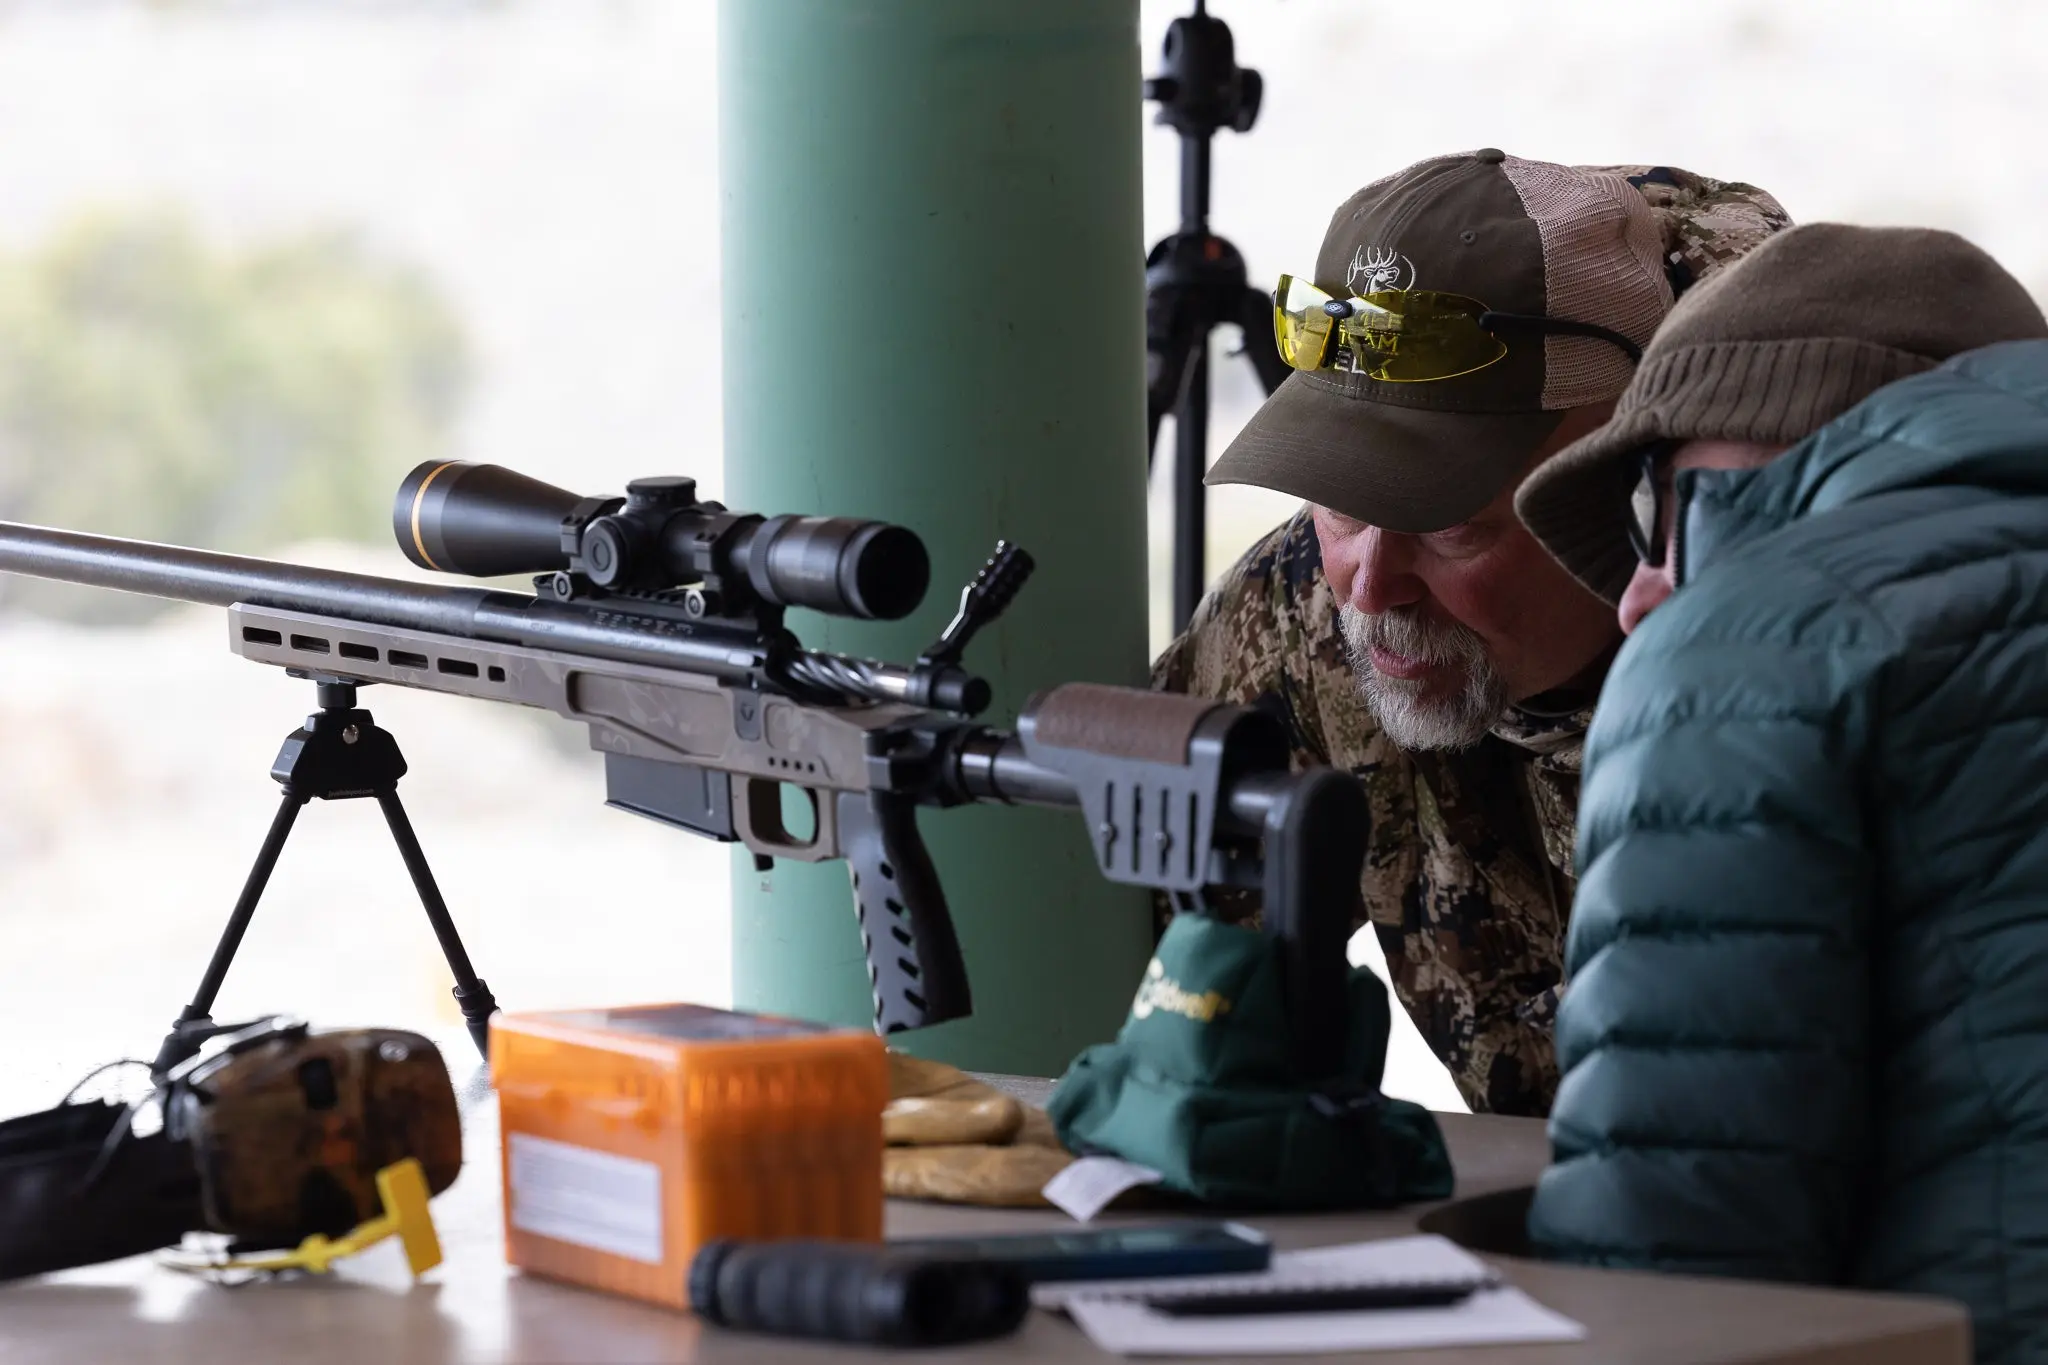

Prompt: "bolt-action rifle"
[0,463,1364,1078]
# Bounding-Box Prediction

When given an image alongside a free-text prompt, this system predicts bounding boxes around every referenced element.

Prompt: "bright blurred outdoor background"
[1,0,2043,1116]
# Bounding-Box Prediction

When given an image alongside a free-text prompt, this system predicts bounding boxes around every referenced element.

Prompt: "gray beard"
[1338,604,1507,752]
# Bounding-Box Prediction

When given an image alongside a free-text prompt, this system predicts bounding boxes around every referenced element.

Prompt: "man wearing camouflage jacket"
[1154,152,1786,1115]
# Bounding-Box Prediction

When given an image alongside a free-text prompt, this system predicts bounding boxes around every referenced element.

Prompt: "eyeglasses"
[1626,445,1673,568]
[1272,274,1644,384]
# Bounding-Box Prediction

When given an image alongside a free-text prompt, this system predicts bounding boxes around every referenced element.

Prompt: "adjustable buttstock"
[1255,767,1367,1081]
[1017,682,1285,891]
[1020,681,1361,1080]
[835,791,971,1034]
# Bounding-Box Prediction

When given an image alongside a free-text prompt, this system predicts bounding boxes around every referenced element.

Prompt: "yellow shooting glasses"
[1273,274,1643,383]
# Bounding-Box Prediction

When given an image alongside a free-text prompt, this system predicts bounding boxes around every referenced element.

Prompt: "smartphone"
[885,1221,1271,1284]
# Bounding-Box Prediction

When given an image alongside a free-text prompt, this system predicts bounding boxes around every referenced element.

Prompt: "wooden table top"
[0,1072,1968,1365]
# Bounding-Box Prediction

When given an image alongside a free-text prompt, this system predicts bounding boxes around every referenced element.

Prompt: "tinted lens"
[1334,291,1508,383]
[1273,274,1338,371]
[1628,451,1663,567]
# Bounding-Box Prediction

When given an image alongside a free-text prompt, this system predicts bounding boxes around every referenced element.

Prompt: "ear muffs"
[0,1018,462,1279]
[172,1020,463,1246]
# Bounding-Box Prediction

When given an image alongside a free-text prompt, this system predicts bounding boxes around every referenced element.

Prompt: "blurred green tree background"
[0,210,468,621]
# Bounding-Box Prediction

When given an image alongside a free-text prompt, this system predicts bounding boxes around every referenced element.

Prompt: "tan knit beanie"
[1517,223,2048,603]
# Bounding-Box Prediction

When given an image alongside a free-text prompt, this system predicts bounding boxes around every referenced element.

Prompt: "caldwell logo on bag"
[1129,958,1233,1024]
[1049,916,1455,1211]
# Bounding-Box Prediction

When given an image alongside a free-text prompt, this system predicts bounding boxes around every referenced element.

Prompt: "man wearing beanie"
[1518,223,2048,1362]
[1153,154,1788,1115]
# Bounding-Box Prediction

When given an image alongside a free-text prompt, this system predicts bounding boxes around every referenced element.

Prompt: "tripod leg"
[1146,285,1202,469]
[1146,308,1211,631]
[1172,339,1211,632]
[375,791,498,1060]
[1147,358,1170,461]
[151,792,307,1076]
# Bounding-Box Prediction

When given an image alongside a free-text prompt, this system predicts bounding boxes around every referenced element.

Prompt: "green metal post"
[718,0,1151,1075]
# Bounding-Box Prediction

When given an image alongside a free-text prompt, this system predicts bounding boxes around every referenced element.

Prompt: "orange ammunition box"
[490,1002,887,1310]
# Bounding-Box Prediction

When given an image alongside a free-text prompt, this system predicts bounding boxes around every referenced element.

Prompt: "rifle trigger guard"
[732,776,838,862]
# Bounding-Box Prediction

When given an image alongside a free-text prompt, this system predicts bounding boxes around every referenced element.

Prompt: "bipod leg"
[151,791,308,1078]
[375,790,497,1061]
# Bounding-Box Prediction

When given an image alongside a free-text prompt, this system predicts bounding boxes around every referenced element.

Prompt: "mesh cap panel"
[1501,156,1671,410]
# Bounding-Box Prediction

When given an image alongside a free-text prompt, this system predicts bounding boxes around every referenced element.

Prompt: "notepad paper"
[1040,1234,1587,1357]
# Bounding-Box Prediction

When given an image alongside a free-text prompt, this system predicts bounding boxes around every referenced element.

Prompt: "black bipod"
[149,676,497,1078]
[1144,0,1291,632]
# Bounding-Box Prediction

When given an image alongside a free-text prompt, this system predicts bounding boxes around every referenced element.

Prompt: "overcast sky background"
[0,0,2041,1113]
[3,0,2040,577]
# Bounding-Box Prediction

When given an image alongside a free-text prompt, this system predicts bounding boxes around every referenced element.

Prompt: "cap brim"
[1514,408,1670,605]
[1205,373,1567,533]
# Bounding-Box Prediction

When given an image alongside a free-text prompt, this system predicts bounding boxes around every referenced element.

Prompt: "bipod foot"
[151,1006,229,1081]
[453,980,498,1062]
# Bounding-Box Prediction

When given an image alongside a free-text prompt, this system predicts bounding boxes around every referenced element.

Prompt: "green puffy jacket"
[1528,340,2048,1364]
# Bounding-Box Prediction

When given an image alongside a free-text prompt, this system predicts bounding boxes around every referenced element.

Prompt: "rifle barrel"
[0,521,985,708]
[0,521,777,685]
[0,520,495,629]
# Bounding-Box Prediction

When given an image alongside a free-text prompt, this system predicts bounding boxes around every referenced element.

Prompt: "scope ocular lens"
[748,517,930,621]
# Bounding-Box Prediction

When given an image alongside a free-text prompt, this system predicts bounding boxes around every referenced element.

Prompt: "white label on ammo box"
[508,1133,664,1264]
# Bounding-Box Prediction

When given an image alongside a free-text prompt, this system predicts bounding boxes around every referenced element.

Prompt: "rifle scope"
[393,461,931,621]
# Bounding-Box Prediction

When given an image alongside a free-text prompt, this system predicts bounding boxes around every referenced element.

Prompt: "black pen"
[1146,1280,1491,1317]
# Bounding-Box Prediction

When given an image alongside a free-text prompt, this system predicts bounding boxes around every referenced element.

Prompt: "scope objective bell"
[394,460,580,580]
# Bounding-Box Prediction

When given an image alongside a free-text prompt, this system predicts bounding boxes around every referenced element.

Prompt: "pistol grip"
[835,791,971,1034]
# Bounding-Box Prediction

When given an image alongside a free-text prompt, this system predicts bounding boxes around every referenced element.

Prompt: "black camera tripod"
[148,676,498,1077]
[1145,0,1290,632]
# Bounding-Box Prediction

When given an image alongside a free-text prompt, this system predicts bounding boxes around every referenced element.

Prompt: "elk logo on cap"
[1347,244,1415,295]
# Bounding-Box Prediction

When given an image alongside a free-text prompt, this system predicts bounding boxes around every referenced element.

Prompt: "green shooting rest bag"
[1047,914,1452,1209]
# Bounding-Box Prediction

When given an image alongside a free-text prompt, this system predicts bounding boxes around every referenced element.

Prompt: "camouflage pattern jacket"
[1153,167,1791,1116]
[1154,509,1587,1115]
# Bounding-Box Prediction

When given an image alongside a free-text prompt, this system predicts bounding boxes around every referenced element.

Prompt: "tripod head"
[1144,0,1263,230]
[1142,1,1288,631]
